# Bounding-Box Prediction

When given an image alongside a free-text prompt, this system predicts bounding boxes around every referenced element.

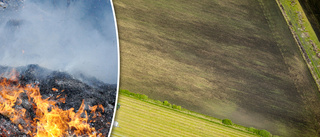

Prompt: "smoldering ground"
[0,0,118,84]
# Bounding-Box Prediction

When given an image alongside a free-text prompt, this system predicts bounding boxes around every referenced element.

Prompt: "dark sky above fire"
[0,0,118,84]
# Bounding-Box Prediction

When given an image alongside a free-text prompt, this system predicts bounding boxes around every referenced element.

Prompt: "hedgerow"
[119,89,275,136]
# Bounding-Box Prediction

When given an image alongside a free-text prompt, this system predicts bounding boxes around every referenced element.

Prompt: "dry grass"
[111,95,258,137]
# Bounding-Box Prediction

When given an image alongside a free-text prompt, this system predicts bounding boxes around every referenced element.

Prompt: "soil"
[114,0,320,136]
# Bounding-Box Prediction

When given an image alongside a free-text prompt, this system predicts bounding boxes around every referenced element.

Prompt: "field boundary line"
[275,0,320,91]
[118,94,258,136]
[119,99,251,137]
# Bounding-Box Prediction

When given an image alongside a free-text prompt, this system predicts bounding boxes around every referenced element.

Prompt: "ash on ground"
[0,64,117,136]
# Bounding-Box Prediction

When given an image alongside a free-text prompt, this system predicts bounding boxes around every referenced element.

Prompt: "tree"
[247,127,257,133]
[155,100,162,104]
[258,130,272,137]
[140,94,148,100]
[222,119,233,125]
[172,104,178,109]
[163,100,171,107]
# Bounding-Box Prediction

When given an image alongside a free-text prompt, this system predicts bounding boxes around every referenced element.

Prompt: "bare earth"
[114,0,320,136]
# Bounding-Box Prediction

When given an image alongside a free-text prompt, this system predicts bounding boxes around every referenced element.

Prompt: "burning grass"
[0,68,113,137]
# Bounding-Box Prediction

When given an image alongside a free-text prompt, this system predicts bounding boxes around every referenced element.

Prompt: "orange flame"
[0,77,104,137]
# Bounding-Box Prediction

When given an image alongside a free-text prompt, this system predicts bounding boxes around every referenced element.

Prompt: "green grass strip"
[112,94,257,137]
[276,0,320,90]
[111,93,261,137]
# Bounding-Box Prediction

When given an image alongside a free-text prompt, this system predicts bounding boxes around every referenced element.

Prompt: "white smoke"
[0,0,118,84]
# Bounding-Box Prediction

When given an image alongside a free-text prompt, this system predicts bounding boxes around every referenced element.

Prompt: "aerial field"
[111,95,258,137]
[114,0,320,136]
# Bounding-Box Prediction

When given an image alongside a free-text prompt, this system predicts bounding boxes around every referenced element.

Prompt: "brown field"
[114,0,320,136]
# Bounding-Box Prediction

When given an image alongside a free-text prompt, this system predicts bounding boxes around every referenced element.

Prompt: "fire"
[0,70,104,137]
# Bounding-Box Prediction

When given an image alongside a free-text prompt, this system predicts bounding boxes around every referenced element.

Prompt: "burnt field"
[114,0,320,136]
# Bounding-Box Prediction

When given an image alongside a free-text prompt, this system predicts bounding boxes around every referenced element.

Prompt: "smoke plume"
[0,0,118,84]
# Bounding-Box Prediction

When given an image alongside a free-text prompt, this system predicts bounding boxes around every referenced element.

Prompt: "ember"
[0,65,116,137]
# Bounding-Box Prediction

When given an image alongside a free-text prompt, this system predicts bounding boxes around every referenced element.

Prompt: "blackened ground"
[0,64,117,136]
[0,114,29,137]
